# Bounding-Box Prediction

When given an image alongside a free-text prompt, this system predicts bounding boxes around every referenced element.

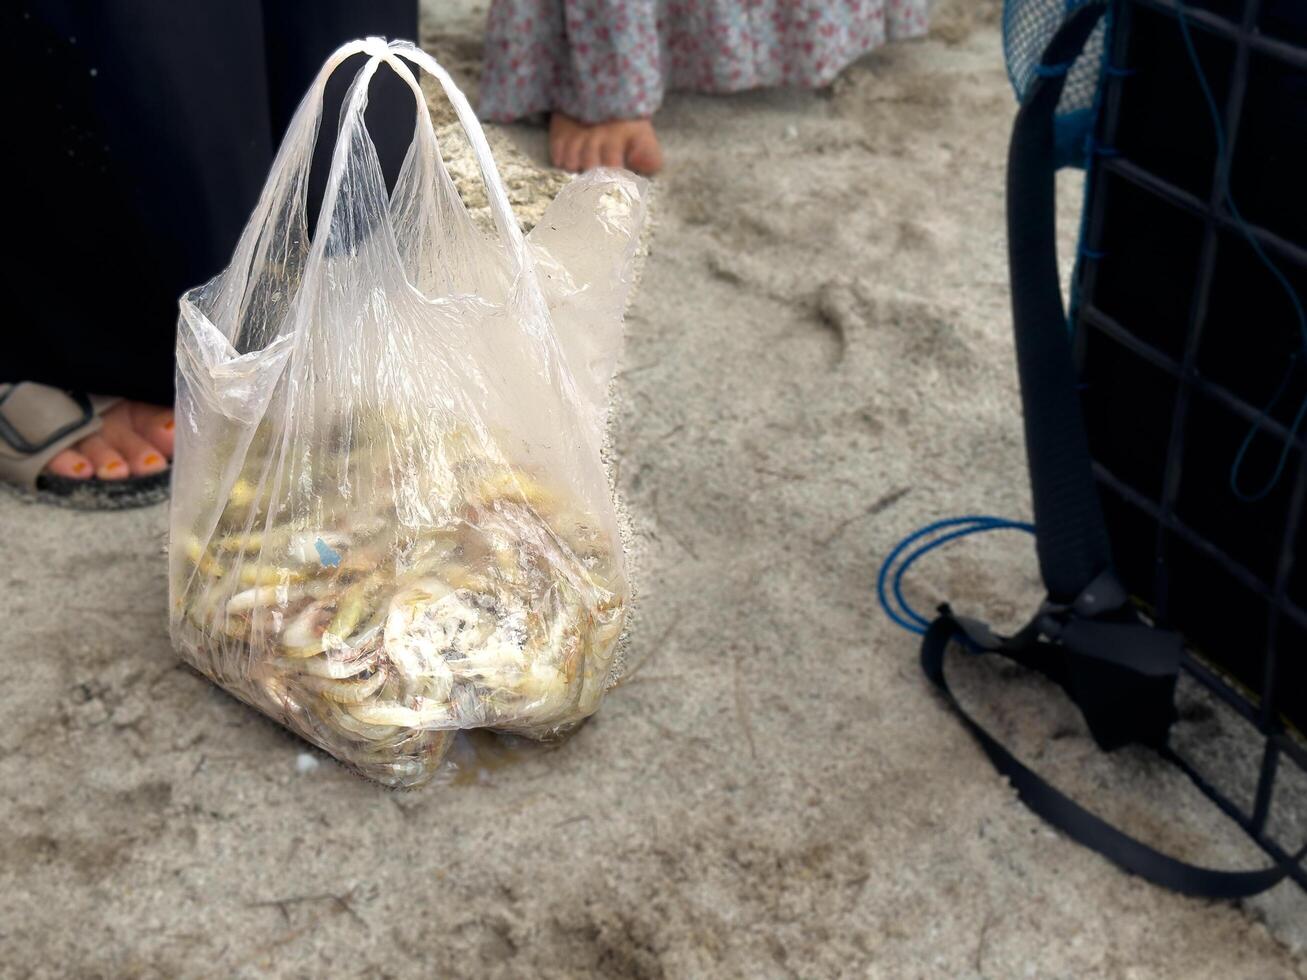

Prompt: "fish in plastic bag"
[168,38,647,788]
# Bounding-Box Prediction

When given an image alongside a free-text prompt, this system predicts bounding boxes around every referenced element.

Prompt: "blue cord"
[877,516,1036,635]
[1174,1,1307,502]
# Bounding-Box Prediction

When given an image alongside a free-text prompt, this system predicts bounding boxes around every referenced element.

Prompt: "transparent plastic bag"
[168,38,647,788]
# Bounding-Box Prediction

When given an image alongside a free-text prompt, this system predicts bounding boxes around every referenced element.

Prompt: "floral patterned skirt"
[478,0,929,123]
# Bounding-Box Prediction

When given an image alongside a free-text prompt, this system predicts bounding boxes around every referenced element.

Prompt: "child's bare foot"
[549,113,664,175]
[45,401,174,481]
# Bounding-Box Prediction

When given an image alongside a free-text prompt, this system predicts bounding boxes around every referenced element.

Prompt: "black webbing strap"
[922,613,1292,898]
[917,4,1298,897]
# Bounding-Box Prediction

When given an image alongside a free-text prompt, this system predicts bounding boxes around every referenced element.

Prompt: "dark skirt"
[2,0,418,404]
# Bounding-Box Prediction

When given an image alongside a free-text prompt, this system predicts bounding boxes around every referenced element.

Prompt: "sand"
[0,1,1303,976]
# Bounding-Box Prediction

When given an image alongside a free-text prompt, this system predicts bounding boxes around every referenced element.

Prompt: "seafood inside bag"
[168,39,646,787]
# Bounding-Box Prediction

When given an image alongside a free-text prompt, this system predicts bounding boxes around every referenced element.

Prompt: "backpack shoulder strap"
[924,3,1299,897]
[1007,3,1114,603]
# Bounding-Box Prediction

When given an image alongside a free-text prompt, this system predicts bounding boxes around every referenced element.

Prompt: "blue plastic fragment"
[315,537,342,567]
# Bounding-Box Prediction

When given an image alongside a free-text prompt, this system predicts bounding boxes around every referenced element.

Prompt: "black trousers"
[2,1,418,405]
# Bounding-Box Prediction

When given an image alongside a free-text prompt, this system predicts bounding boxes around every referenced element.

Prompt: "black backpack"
[886,0,1306,897]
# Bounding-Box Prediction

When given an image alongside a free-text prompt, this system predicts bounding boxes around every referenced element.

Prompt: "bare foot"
[45,401,174,481]
[549,112,664,175]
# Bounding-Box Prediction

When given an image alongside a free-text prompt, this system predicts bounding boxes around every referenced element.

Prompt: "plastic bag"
[168,38,647,788]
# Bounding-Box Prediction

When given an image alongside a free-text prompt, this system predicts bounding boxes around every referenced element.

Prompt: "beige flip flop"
[0,381,170,510]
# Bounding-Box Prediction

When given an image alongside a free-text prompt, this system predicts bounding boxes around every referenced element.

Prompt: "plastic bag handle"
[228,38,532,289]
[385,40,529,258]
[217,37,385,312]
[308,39,530,276]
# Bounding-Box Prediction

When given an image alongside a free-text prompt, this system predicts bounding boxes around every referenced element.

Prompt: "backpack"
[882,0,1306,896]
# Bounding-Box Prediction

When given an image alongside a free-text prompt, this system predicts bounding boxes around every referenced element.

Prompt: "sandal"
[0,381,171,510]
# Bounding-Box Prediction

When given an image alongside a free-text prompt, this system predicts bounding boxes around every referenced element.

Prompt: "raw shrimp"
[172,428,627,788]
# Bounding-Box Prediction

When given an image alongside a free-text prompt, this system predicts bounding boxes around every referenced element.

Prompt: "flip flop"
[0,381,170,510]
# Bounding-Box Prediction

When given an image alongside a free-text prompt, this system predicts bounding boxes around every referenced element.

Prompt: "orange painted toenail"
[73,461,89,475]
[105,461,125,472]
[144,453,163,466]
[164,420,175,431]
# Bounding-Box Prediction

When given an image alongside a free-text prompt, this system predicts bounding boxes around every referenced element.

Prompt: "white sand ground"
[1,2,1304,976]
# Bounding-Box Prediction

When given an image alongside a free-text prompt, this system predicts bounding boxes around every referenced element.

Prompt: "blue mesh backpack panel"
[1003,0,1110,167]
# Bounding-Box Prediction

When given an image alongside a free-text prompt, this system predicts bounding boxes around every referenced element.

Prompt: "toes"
[551,113,586,171]
[599,136,624,169]
[556,130,580,172]
[579,133,602,172]
[77,434,130,481]
[551,126,572,168]
[45,448,93,480]
[137,405,175,457]
[37,400,174,482]
[101,423,168,476]
[546,113,666,174]
[111,401,174,460]
[626,130,664,176]
[551,113,579,171]
[550,114,635,173]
